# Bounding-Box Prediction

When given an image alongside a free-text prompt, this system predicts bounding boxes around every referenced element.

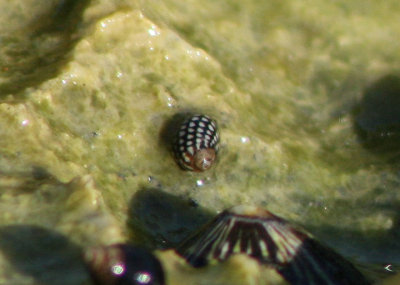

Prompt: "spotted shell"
[177,205,371,285]
[84,243,165,285]
[173,114,219,172]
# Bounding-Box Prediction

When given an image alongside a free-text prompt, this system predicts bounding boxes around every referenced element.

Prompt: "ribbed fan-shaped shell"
[177,205,371,285]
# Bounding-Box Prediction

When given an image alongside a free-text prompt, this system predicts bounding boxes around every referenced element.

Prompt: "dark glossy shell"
[84,244,165,285]
[173,114,219,172]
[177,205,371,285]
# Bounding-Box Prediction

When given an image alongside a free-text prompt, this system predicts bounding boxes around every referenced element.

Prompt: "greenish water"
[0,0,399,284]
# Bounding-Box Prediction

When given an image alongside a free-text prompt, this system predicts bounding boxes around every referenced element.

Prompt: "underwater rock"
[177,205,371,285]
[354,75,400,152]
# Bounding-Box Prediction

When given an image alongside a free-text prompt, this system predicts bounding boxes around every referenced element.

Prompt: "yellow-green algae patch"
[157,250,287,285]
[0,0,399,284]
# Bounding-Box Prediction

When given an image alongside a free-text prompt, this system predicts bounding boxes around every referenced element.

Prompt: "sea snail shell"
[177,205,371,285]
[84,243,165,285]
[173,114,219,172]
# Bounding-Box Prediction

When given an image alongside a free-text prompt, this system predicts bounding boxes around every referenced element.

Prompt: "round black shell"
[84,244,165,285]
[173,114,219,172]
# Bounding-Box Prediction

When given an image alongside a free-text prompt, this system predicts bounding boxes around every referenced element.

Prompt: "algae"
[0,0,399,284]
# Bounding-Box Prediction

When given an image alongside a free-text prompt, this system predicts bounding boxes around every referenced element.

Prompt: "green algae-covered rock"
[0,0,399,284]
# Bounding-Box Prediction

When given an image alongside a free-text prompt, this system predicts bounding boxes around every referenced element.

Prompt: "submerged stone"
[354,75,400,152]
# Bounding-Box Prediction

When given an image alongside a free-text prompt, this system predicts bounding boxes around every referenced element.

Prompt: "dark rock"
[354,75,400,152]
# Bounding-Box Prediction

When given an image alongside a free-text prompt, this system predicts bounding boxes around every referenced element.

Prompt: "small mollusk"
[173,114,219,172]
[84,243,165,285]
[177,205,371,285]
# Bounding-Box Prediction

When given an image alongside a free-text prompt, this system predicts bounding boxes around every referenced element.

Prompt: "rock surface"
[0,0,399,284]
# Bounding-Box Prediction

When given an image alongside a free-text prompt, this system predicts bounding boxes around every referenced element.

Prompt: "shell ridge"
[269,223,302,263]
[212,217,234,259]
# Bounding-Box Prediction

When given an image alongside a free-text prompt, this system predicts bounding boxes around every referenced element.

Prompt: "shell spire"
[177,205,371,285]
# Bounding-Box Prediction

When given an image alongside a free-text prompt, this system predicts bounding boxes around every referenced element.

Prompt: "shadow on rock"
[158,110,198,151]
[0,225,89,285]
[127,188,214,250]
[353,75,400,161]
[0,0,91,97]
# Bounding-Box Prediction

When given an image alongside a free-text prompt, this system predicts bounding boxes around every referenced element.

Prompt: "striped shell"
[177,205,371,285]
[84,244,165,285]
[173,114,219,172]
